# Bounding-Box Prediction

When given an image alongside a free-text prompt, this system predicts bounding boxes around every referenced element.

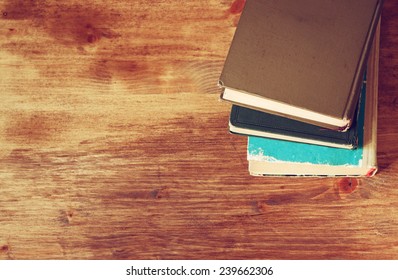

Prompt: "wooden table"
[1,0,397,260]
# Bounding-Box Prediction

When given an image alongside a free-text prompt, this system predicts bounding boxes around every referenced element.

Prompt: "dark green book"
[229,92,361,149]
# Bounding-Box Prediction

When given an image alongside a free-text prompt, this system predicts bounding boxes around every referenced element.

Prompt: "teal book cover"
[248,81,366,167]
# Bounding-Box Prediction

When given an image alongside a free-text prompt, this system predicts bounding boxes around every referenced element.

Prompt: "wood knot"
[1,245,9,252]
[338,178,358,194]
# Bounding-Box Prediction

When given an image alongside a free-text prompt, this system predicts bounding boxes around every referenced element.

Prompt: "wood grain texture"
[0,0,397,260]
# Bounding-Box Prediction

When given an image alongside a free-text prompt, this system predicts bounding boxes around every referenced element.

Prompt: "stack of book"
[219,0,383,177]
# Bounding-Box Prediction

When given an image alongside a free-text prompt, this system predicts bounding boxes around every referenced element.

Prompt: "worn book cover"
[219,0,383,131]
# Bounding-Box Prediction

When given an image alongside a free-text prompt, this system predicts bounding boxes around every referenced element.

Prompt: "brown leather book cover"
[219,0,383,131]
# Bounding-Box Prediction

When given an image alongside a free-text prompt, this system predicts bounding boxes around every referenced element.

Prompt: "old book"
[219,0,383,131]
[247,28,380,177]
[229,102,359,149]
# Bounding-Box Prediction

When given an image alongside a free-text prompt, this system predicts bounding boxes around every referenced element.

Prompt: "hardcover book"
[219,0,383,131]
[247,29,380,177]
[229,102,359,149]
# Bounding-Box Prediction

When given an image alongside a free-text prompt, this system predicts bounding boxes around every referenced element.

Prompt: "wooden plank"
[0,0,398,259]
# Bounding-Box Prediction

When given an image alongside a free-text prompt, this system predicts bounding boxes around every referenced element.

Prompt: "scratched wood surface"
[0,0,398,260]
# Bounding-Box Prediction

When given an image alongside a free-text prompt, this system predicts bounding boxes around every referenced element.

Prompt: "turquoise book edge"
[248,80,366,167]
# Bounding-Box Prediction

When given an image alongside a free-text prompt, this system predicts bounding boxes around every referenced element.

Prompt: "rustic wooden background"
[0,0,397,260]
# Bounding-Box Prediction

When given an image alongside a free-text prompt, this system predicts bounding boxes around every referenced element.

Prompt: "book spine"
[366,18,381,178]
